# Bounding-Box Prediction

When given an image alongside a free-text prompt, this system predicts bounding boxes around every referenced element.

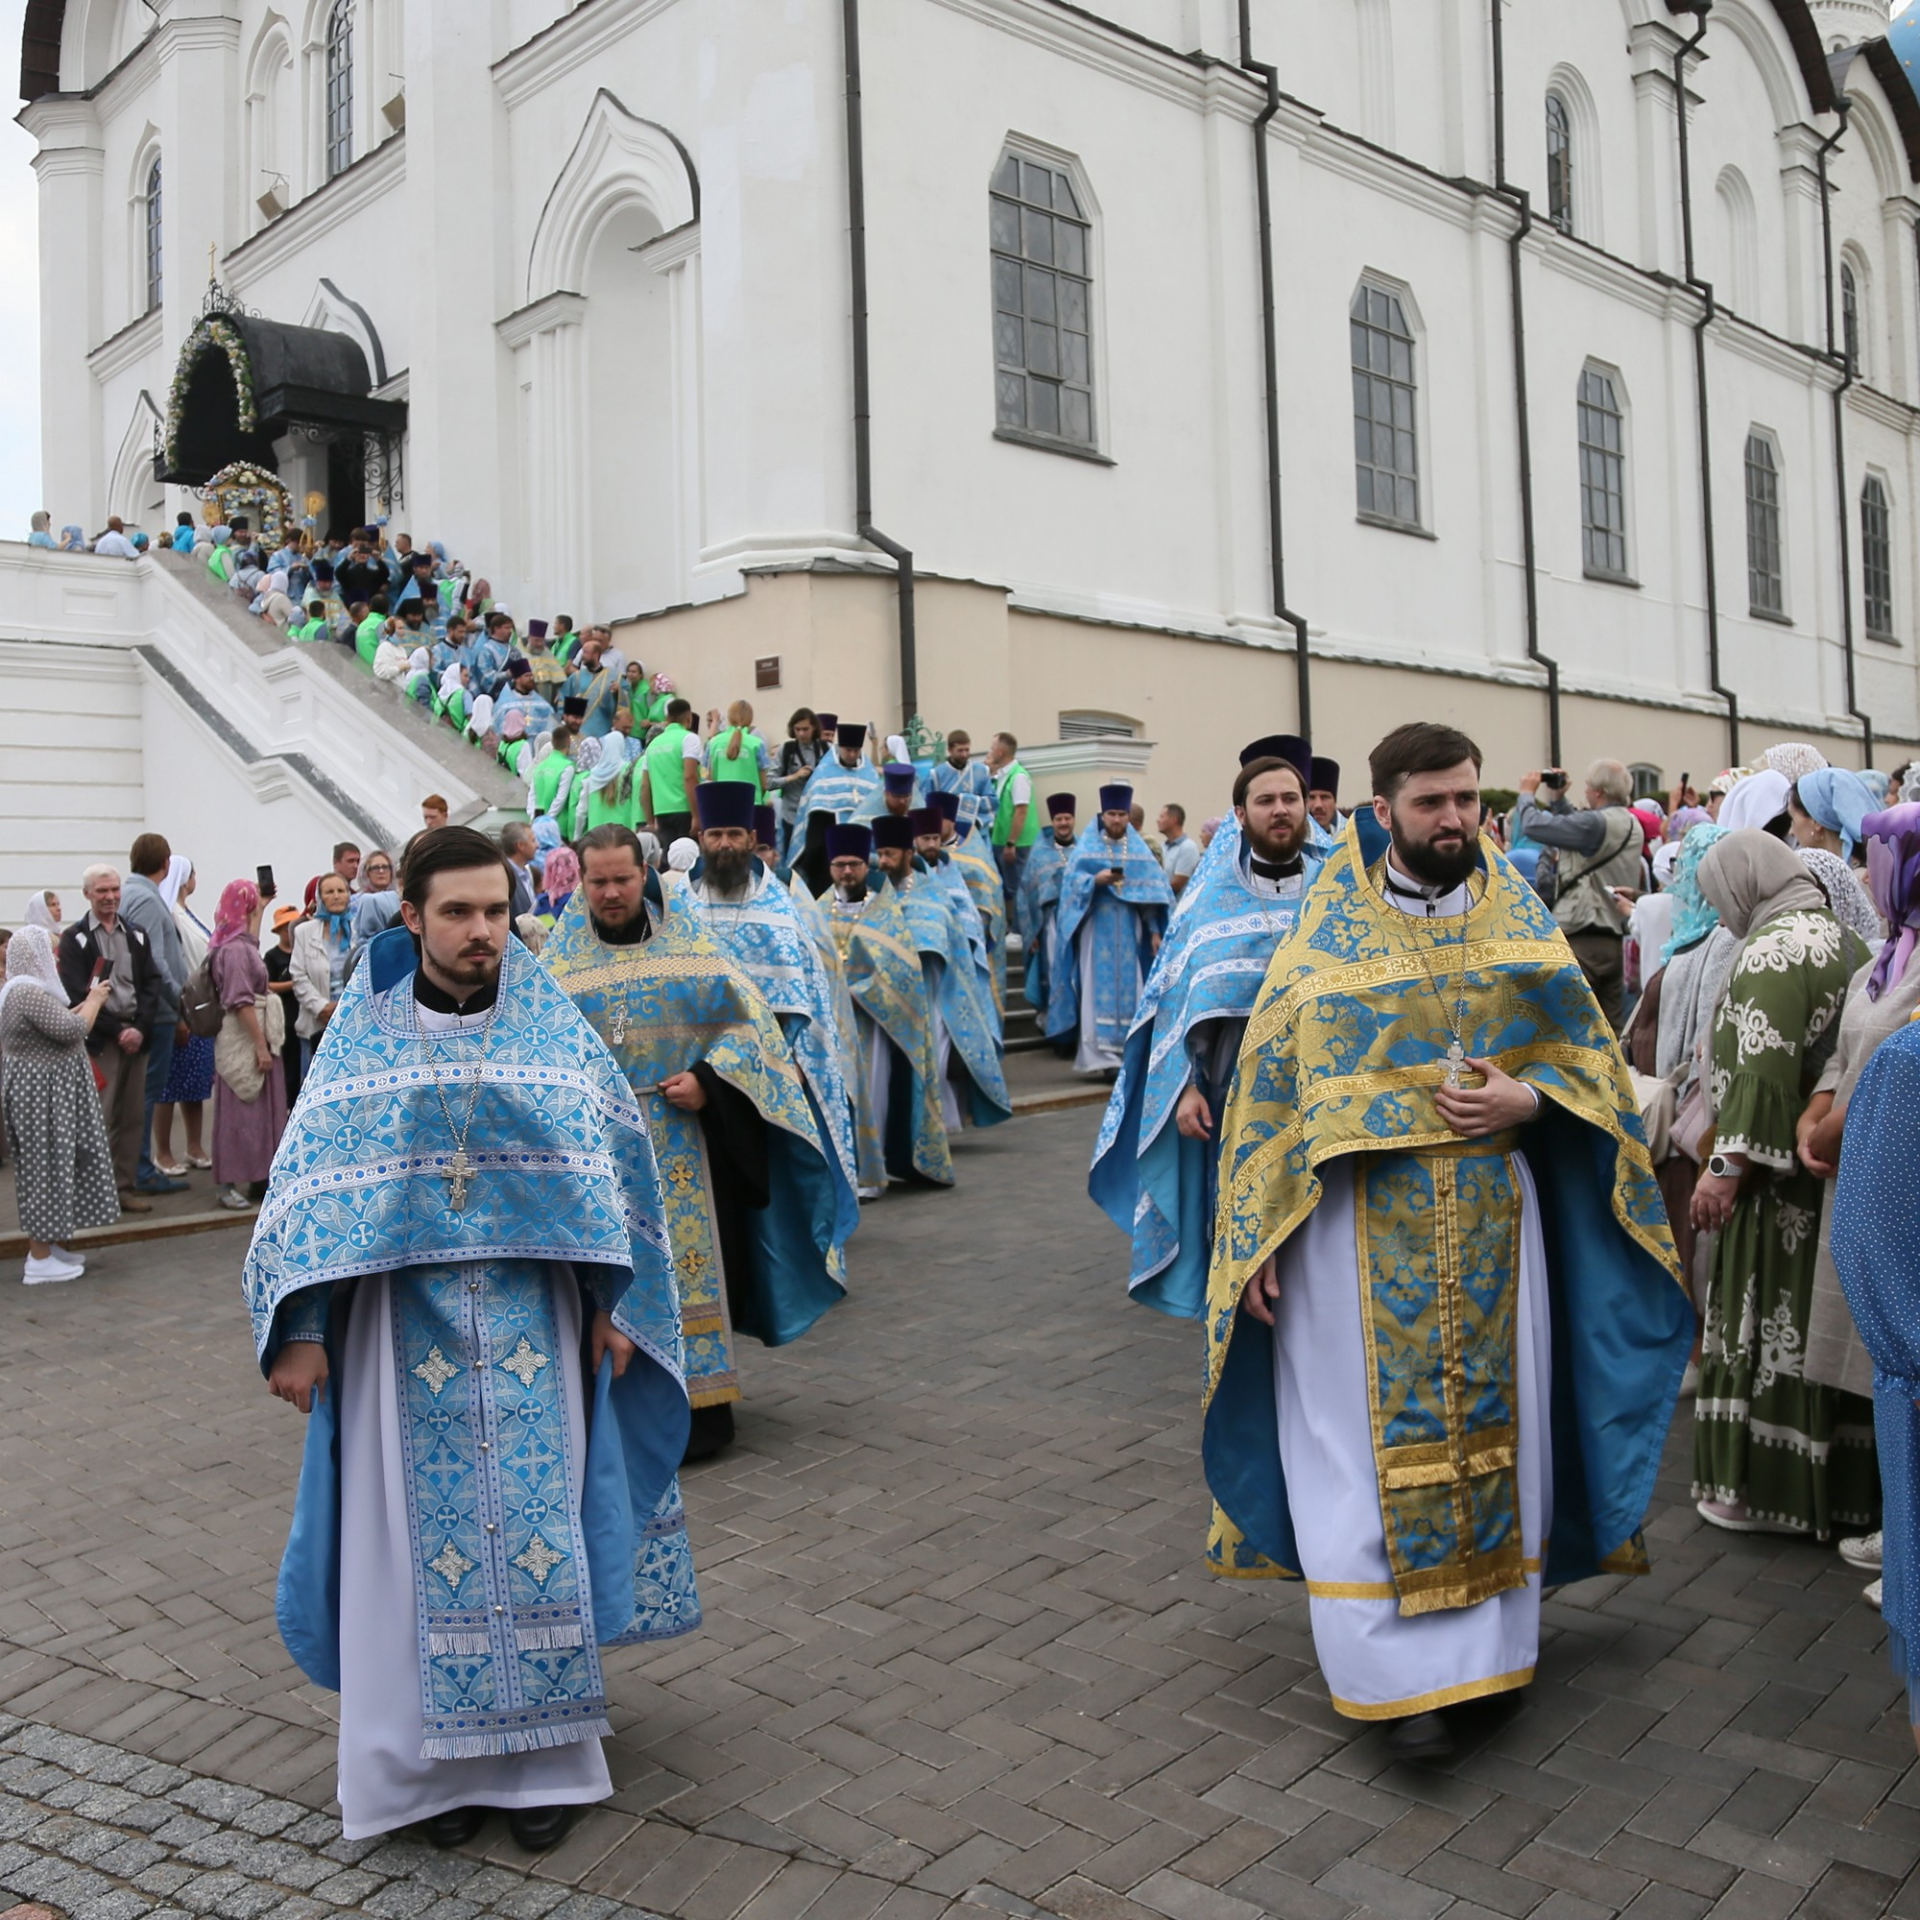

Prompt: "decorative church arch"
[108,391,164,527]
[524,89,699,305]
[300,277,391,386]
[504,90,702,622]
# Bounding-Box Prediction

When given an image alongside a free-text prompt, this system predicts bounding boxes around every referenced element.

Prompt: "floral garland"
[164,317,257,469]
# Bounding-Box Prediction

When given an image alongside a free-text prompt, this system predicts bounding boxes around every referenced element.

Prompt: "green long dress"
[1692,905,1878,1537]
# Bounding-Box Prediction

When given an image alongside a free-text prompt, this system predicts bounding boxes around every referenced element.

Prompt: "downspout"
[1488,0,1559,766]
[841,0,918,728]
[1816,107,1873,767]
[1672,4,1740,766]
[1236,2,1311,738]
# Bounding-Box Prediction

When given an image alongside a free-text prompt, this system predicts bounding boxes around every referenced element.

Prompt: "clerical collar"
[414,971,500,1016]
[589,902,653,945]
[1383,861,1470,911]
[1248,851,1303,882]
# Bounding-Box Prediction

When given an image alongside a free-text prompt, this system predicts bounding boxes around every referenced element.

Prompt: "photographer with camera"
[1511,759,1642,1031]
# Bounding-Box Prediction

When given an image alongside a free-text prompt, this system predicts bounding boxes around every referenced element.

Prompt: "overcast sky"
[1,0,43,539]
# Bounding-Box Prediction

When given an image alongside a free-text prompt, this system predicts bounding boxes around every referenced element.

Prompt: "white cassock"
[335,1001,611,1839]
[1270,868,1552,1719]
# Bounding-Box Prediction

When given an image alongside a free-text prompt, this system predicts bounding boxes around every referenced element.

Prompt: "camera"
[1541,769,1569,791]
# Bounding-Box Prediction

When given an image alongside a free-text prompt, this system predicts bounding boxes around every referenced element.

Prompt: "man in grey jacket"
[120,833,190,1195]
[1510,760,1642,1032]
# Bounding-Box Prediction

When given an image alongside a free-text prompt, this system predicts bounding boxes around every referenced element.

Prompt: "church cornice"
[494,0,679,111]
[222,132,407,291]
[87,304,163,384]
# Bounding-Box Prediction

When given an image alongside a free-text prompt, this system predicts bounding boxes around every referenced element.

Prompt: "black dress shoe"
[1385,1711,1454,1761]
[416,1806,486,1849]
[507,1803,579,1852]
[681,1402,735,1464]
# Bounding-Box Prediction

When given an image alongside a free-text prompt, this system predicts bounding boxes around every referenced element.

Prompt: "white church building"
[17,0,1920,819]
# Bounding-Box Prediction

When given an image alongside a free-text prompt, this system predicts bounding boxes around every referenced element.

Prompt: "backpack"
[180,957,224,1038]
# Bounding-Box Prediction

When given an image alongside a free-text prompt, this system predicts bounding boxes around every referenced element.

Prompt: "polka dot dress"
[0,991,121,1246]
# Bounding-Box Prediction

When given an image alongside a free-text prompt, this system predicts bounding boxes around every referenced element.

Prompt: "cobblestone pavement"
[0,1106,1914,1919]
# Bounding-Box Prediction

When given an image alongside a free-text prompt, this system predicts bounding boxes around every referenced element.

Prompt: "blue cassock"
[247,927,699,1756]
[685,864,863,1242]
[1090,822,1327,1317]
[1016,837,1069,1021]
[1831,1019,1920,1719]
[796,756,884,824]
[929,758,997,838]
[896,866,1011,1128]
[1044,824,1172,1052]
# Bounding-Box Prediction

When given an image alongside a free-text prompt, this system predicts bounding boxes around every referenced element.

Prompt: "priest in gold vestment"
[1199,724,1690,1759]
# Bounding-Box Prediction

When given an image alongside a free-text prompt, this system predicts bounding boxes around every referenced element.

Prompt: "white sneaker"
[216,1185,254,1212]
[1864,1577,1883,1612]
[23,1254,83,1286]
[1839,1531,1883,1572]
[49,1244,85,1271]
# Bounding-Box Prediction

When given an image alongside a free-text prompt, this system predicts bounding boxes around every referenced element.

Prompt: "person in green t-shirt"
[988,729,1041,916]
[638,698,706,843]
[354,593,391,669]
[530,725,581,830]
[705,700,773,797]
[289,600,330,644]
[626,663,672,731]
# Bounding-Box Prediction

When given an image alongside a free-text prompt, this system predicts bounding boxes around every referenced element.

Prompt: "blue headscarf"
[1661,822,1728,963]
[1794,766,1878,861]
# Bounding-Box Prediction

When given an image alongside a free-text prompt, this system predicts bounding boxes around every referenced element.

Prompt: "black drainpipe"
[1236,2,1311,739]
[1488,0,1559,766]
[841,0,918,728]
[1673,4,1740,766]
[1816,109,1873,767]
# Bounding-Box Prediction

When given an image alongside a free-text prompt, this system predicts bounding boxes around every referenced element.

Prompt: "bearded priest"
[1201,723,1690,1760]
[249,827,699,1852]
[546,824,849,1465]
[1093,737,1328,1315]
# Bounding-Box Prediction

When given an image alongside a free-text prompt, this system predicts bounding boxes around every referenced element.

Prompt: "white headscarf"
[1715,768,1790,835]
[23,890,59,933]
[0,923,63,1016]
[668,837,700,872]
[158,853,192,912]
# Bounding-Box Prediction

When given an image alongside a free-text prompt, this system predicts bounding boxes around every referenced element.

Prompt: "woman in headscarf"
[1799,804,1920,1595]
[23,890,61,936]
[1763,742,1830,784]
[290,873,353,1073]
[1715,768,1791,836]
[1689,831,1877,1539]
[151,857,215,1176]
[1633,823,1731,1324]
[208,880,288,1212]
[578,726,645,834]
[1798,846,1883,949]
[27,511,54,550]
[0,925,119,1283]
[535,847,581,922]
[1792,767,1878,862]
[57,525,86,552]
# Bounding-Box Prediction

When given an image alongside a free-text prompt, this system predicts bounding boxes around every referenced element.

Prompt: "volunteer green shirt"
[707,727,766,796]
[644,724,698,815]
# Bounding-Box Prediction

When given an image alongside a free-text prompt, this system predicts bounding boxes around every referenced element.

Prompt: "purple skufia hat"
[883,763,916,794]
[908,807,941,838]
[1241,734,1314,789]
[826,823,872,861]
[813,711,839,734]
[695,781,756,831]
[871,814,915,851]
[1099,784,1133,814]
[927,791,960,823]
[1047,793,1076,817]
[835,722,867,752]
[753,805,778,846]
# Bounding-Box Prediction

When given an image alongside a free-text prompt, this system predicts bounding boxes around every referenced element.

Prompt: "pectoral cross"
[610,1003,628,1047]
[1444,1040,1467,1088]
[448,1150,474,1211]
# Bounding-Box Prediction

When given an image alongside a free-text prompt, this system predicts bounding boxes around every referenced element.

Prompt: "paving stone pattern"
[0,1106,1914,1919]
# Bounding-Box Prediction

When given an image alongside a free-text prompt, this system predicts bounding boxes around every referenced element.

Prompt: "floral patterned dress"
[1692,906,1878,1536]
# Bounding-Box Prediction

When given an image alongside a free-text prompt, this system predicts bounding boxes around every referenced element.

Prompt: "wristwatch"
[1705,1153,1740,1181]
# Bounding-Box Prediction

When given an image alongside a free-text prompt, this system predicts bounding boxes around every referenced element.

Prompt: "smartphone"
[256,863,276,899]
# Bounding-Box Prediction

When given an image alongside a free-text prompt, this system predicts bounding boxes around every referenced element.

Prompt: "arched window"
[325,0,354,181]
[1744,432,1783,617]
[1545,93,1573,236]
[1841,261,1861,377]
[991,149,1095,450]
[1578,367,1628,579]
[143,157,162,312]
[1863,475,1894,638]
[1351,282,1419,528]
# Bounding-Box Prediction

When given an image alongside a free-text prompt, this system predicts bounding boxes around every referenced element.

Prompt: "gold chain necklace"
[1388,871,1479,1086]
[421,994,501,1210]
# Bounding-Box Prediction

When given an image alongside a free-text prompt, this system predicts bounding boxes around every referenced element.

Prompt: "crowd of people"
[9,613,1920,1826]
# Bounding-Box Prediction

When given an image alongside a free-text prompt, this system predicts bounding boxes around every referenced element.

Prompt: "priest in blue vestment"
[925,790,1011,1010]
[1092,743,1327,1315]
[1198,723,1689,1760]
[683,782,863,1224]
[1046,783,1173,1074]
[546,825,849,1466]
[1015,794,1077,1025]
[928,732,998,839]
[821,823,952,1191]
[873,814,1011,1130]
[250,828,699,1852]
[795,721,884,824]
[868,761,925,824]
